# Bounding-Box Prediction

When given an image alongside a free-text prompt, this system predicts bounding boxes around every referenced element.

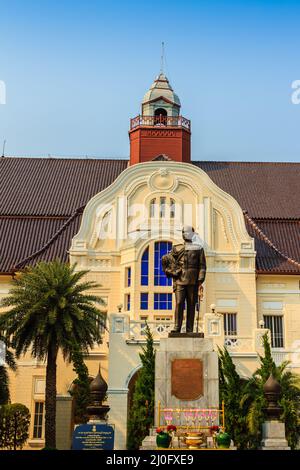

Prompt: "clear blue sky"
[1,0,300,161]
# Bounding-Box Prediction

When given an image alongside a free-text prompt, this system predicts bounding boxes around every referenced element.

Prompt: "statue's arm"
[198,249,207,284]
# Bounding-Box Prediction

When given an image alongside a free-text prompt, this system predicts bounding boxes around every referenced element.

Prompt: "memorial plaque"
[72,423,114,450]
[171,359,203,400]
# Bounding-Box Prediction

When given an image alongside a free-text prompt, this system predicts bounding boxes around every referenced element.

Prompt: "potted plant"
[156,425,177,448]
[216,430,231,449]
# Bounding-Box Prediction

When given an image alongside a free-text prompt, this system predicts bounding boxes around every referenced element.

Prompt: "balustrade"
[130,114,191,130]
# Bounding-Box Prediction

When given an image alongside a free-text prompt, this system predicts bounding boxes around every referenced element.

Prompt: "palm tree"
[0,260,105,449]
[0,335,17,405]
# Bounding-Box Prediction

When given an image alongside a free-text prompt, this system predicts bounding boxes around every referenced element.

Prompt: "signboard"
[171,359,203,400]
[72,423,114,450]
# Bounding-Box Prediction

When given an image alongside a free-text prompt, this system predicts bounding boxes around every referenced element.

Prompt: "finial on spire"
[160,41,165,74]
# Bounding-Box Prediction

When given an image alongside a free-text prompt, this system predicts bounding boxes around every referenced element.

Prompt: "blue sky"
[0,0,300,161]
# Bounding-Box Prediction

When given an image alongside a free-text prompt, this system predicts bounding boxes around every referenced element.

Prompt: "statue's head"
[182,225,194,242]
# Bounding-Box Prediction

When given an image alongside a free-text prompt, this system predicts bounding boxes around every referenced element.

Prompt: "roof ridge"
[244,213,300,268]
[2,157,300,164]
[2,156,129,161]
[13,207,83,271]
[193,160,300,165]
[251,217,300,222]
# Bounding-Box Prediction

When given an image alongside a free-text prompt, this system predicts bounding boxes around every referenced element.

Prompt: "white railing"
[271,349,300,367]
[129,320,204,340]
[224,336,254,352]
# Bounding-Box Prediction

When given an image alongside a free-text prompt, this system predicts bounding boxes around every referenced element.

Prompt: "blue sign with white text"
[72,423,115,450]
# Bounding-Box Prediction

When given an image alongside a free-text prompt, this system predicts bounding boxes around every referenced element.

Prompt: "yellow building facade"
[1,73,299,449]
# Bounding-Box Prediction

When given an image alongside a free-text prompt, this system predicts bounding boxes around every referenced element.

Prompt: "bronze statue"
[162,226,206,334]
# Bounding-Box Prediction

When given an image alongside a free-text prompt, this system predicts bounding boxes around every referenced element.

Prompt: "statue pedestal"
[155,337,219,426]
[261,421,290,450]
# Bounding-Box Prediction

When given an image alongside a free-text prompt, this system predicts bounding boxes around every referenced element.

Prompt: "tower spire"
[160,41,165,74]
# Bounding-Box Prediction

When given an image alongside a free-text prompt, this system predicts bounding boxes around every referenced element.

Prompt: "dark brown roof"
[0,157,299,274]
[245,217,300,274]
[0,158,128,216]
[194,161,300,219]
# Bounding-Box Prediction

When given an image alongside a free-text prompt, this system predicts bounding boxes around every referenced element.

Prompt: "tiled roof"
[0,158,128,216]
[0,157,299,274]
[194,161,300,219]
[245,217,300,274]
[0,214,81,273]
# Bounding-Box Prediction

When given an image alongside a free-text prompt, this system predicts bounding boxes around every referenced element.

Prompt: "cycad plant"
[0,260,105,449]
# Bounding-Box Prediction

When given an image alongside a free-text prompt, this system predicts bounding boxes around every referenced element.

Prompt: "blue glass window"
[154,293,172,310]
[126,267,131,287]
[126,294,131,311]
[141,247,149,286]
[140,293,148,310]
[154,241,172,286]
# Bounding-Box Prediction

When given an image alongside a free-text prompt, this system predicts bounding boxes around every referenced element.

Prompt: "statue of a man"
[162,226,206,333]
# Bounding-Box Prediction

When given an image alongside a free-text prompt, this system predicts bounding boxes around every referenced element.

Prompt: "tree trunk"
[45,344,58,448]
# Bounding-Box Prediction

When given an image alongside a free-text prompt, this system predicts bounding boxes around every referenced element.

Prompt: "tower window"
[154,241,172,286]
[154,108,167,125]
[141,247,149,286]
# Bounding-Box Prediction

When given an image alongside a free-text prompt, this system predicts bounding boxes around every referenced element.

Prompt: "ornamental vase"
[156,432,171,449]
[216,432,231,449]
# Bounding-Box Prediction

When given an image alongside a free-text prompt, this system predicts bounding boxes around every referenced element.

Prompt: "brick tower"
[129,73,191,165]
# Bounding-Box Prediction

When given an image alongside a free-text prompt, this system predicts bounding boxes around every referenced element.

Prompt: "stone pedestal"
[155,337,219,425]
[261,421,290,450]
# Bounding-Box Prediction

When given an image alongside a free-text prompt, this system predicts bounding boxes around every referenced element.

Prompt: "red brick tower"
[129,73,191,165]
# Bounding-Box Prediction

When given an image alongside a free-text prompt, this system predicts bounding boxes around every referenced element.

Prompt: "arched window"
[154,108,167,126]
[141,247,149,286]
[150,198,156,218]
[154,241,172,286]
[159,197,166,218]
[170,198,175,218]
